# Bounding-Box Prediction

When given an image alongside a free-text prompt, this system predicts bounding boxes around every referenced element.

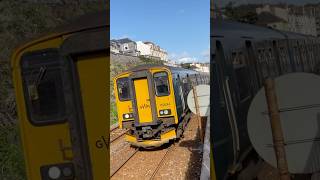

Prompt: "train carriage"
[114,64,209,148]
[12,11,109,180]
[211,19,320,180]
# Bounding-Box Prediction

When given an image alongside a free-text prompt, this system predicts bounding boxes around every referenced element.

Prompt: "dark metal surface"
[211,18,320,179]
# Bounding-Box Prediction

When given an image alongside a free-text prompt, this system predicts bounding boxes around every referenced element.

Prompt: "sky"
[111,0,210,63]
[215,0,320,7]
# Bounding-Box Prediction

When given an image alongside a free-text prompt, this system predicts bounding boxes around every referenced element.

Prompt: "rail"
[200,113,210,180]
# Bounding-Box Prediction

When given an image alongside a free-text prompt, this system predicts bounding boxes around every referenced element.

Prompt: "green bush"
[0,125,26,180]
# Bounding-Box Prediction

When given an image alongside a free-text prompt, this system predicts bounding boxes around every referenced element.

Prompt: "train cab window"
[153,72,170,96]
[117,77,131,101]
[21,49,67,125]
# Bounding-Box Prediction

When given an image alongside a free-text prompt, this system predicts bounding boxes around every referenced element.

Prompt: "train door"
[67,54,109,180]
[60,29,109,180]
[133,77,153,123]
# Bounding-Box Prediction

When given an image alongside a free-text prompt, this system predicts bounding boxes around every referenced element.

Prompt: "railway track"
[110,124,129,144]
[110,147,140,178]
[110,144,176,179]
[110,123,138,178]
[110,114,193,179]
[149,144,176,180]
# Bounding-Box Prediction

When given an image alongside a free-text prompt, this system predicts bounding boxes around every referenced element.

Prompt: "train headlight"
[62,166,73,177]
[41,163,74,180]
[123,113,133,119]
[159,109,171,116]
[48,166,61,179]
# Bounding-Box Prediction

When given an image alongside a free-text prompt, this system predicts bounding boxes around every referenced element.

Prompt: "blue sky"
[216,0,320,7]
[111,0,210,63]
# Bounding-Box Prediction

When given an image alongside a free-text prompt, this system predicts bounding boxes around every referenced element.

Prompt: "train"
[114,64,209,148]
[210,19,320,180]
[12,11,109,180]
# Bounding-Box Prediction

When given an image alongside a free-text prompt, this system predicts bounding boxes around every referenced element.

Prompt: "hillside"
[0,1,106,179]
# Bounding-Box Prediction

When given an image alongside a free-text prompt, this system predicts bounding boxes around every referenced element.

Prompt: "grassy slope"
[0,1,106,179]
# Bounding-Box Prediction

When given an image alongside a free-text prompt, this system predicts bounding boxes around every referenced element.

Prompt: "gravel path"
[110,115,204,180]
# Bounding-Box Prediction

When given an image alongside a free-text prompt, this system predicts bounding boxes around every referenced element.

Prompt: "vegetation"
[180,63,197,70]
[110,55,164,125]
[223,2,258,24]
[0,1,105,179]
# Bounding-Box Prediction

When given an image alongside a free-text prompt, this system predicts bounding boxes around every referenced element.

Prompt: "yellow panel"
[211,143,217,180]
[150,68,178,123]
[125,129,176,147]
[113,73,133,129]
[12,37,74,180]
[160,129,176,140]
[76,54,109,180]
[133,78,153,123]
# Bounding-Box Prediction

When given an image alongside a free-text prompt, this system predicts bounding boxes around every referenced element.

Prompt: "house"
[136,41,168,61]
[110,38,139,56]
[256,4,317,36]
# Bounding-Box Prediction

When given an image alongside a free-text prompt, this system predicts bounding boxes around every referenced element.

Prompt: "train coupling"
[142,126,154,138]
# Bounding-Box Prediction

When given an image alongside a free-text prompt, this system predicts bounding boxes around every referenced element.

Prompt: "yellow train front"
[114,64,209,148]
[12,11,109,180]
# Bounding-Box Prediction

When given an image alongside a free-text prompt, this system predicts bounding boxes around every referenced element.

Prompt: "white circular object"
[124,114,129,119]
[164,110,169,115]
[247,73,320,174]
[160,111,163,115]
[48,166,61,179]
[187,85,210,117]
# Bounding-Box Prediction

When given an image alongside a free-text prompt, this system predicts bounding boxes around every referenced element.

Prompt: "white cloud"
[119,34,129,39]
[168,51,197,63]
[176,57,196,63]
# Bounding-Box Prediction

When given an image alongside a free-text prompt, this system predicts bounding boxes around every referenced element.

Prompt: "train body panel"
[114,65,209,148]
[211,19,320,179]
[12,11,109,180]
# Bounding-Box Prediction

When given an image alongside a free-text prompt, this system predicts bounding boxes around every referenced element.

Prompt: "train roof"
[211,18,318,52]
[212,19,284,40]
[115,64,203,78]
[12,10,108,68]
[212,19,315,40]
[128,64,198,73]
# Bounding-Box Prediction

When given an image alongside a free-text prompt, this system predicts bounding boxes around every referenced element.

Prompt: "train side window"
[153,72,170,96]
[117,77,131,101]
[21,49,67,125]
[235,67,251,100]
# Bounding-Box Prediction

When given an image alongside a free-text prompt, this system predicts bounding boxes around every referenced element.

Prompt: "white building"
[110,38,140,56]
[288,15,317,36]
[136,41,168,61]
[164,60,179,67]
[191,62,210,73]
[256,4,317,36]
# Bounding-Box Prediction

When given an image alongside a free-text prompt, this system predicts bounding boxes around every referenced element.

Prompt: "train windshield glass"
[117,77,131,101]
[154,72,170,96]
